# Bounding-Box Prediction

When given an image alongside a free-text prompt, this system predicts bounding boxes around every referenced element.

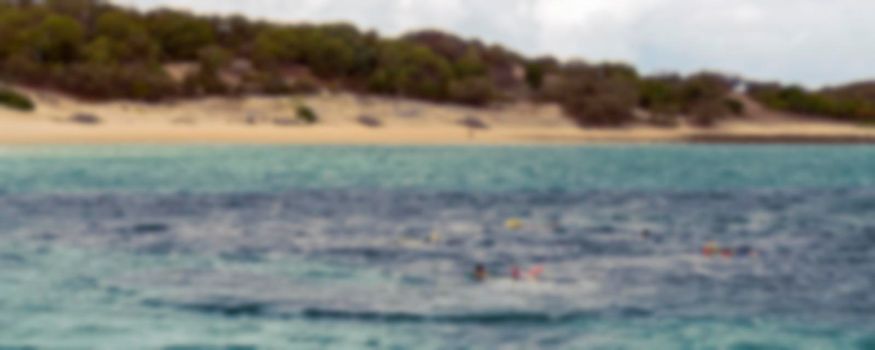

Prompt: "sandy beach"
[2,87,875,145]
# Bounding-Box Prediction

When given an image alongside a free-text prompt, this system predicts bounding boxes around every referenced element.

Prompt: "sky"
[113,0,875,87]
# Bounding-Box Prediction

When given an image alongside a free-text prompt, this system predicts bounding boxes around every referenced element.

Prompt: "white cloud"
[112,0,875,87]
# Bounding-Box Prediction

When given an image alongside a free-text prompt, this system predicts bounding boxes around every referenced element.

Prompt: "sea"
[0,145,873,349]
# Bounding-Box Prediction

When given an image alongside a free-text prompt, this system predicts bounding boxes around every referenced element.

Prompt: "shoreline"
[3,88,875,146]
[3,125,875,145]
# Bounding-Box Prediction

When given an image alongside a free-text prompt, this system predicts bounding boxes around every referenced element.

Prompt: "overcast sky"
[113,0,875,87]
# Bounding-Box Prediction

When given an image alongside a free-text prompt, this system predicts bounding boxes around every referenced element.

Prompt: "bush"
[524,62,545,90]
[368,40,454,101]
[549,63,640,127]
[639,76,682,112]
[448,77,495,106]
[59,63,178,101]
[748,82,875,122]
[296,105,318,124]
[637,73,739,126]
[0,87,35,111]
[725,98,745,115]
[563,94,636,127]
[687,101,725,127]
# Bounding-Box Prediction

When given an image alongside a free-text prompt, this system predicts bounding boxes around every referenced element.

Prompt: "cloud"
[112,0,875,87]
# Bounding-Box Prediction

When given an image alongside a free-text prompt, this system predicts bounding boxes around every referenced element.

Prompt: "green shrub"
[748,83,875,122]
[0,87,35,111]
[725,98,745,115]
[296,105,318,124]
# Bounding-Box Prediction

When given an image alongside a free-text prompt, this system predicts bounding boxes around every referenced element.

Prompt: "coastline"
[3,88,875,145]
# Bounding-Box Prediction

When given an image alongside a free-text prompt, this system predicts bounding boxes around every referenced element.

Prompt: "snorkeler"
[702,241,720,257]
[701,242,759,259]
[735,244,759,257]
[473,264,488,282]
[510,265,545,281]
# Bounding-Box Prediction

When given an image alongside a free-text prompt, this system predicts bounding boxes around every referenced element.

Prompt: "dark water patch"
[219,247,269,263]
[286,334,339,347]
[299,308,613,325]
[144,298,271,318]
[729,342,793,350]
[858,336,875,350]
[129,223,171,235]
[0,252,26,266]
[163,346,257,350]
[150,298,652,326]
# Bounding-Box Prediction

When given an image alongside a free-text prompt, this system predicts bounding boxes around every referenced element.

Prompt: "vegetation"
[296,105,318,124]
[0,86,34,111]
[637,73,743,127]
[748,82,875,123]
[541,62,639,127]
[0,0,839,127]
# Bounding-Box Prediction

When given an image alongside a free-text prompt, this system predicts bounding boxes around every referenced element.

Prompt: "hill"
[0,0,873,129]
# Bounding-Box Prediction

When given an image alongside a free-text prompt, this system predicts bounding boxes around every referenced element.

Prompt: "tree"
[82,36,113,64]
[404,30,471,61]
[252,27,298,67]
[45,0,103,23]
[146,9,216,60]
[0,6,32,59]
[525,57,559,91]
[549,63,640,127]
[300,28,357,77]
[369,40,453,100]
[182,45,232,95]
[313,24,377,77]
[639,75,683,114]
[32,14,84,63]
[454,48,487,78]
[95,10,159,63]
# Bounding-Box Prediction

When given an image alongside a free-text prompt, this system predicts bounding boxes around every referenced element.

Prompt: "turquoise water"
[0,145,873,349]
[1,145,874,192]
